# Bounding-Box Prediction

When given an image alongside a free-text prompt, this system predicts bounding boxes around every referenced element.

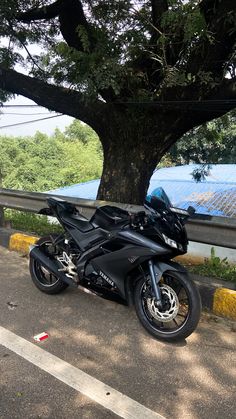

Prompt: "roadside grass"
[4,209,63,236]
[186,248,236,283]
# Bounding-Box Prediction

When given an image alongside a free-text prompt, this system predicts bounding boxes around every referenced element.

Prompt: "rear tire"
[29,235,68,295]
[134,270,201,341]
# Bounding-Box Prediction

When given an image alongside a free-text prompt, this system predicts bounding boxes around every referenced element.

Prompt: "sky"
[0,34,75,137]
[0,95,74,137]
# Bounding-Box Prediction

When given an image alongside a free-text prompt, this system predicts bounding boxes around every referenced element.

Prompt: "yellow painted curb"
[213,288,236,320]
[175,254,205,265]
[9,233,39,254]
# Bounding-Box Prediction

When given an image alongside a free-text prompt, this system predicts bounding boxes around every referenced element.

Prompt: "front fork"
[148,260,163,309]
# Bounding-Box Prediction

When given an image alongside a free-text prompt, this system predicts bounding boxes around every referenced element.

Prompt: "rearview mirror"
[187,206,196,216]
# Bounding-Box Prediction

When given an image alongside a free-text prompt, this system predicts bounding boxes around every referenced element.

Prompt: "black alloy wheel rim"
[140,274,191,334]
[34,260,60,287]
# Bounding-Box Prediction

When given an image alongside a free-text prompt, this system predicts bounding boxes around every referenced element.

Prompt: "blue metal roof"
[49,164,236,218]
[50,179,100,200]
[150,164,236,183]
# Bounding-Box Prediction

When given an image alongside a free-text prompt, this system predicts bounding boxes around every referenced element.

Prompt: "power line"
[1,112,55,116]
[1,105,43,108]
[113,99,236,105]
[0,114,63,129]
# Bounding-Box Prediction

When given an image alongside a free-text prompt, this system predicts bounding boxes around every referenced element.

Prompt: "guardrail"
[0,188,236,249]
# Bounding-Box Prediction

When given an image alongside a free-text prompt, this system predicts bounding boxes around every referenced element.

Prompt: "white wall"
[188,241,236,264]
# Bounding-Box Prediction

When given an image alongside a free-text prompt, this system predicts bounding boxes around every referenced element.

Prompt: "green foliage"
[167,110,236,165]
[0,120,103,192]
[76,25,91,53]
[5,210,63,236]
[191,164,212,183]
[157,154,174,169]
[189,247,236,283]
[64,119,99,144]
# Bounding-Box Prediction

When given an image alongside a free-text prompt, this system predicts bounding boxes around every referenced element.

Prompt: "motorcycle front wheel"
[134,270,201,341]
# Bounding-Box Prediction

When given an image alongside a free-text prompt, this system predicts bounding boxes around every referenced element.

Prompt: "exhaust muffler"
[29,245,77,287]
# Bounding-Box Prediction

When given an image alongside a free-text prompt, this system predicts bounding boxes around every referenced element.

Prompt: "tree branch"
[128,2,168,93]
[16,1,114,102]
[174,78,236,135]
[149,0,168,52]
[209,77,236,103]
[187,0,236,77]
[151,0,168,27]
[151,0,168,29]
[17,0,64,22]
[59,0,90,51]
[152,77,236,157]
[17,0,90,52]
[199,0,221,25]
[0,66,106,132]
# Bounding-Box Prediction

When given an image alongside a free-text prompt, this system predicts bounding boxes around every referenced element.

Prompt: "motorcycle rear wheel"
[29,235,68,294]
[134,270,201,341]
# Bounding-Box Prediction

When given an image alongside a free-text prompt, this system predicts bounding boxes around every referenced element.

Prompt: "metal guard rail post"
[0,188,236,249]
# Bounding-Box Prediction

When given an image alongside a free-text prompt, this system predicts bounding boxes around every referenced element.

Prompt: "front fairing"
[117,229,171,255]
[139,217,188,256]
[144,195,188,254]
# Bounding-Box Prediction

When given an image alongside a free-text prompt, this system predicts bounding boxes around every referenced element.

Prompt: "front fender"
[125,260,188,306]
[154,260,188,276]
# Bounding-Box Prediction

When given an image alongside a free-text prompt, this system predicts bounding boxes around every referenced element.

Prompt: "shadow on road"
[0,247,235,419]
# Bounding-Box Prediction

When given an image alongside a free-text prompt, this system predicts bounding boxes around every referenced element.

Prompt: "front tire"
[134,270,201,341]
[29,235,68,295]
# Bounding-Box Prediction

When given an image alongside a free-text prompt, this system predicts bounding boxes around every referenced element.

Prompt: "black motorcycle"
[29,195,201,341]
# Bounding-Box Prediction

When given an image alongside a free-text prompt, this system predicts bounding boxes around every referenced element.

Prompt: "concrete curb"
[0,228,38,254]
[0,228,236,321]
[191,274,236,321]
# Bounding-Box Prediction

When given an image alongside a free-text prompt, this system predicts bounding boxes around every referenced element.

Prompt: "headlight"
[162,233,178,248]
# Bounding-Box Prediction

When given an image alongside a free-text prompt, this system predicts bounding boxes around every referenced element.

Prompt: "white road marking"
[0,326,165,419]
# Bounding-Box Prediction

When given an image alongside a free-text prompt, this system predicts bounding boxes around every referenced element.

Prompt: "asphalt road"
[0,246,235,419]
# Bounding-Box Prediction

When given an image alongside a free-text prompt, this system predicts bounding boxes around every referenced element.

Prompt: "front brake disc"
[147,284,179,322]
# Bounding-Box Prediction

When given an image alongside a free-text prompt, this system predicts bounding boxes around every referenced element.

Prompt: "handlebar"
[129,205,195,229]
[130,211,147,228]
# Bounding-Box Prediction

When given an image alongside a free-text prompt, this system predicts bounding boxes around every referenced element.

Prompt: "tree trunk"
[96,115,167,204]
[96,108,204,204]
[97,143,159,204]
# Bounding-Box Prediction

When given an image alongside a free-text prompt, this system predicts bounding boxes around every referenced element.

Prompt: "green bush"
[0,120,103,193]
[189,247,236,283]
[5,210,63,236]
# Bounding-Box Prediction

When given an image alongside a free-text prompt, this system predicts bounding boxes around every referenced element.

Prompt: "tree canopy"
[0,1,236,203]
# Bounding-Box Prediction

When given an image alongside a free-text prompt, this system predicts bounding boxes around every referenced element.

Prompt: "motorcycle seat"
[61,212,94,232]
